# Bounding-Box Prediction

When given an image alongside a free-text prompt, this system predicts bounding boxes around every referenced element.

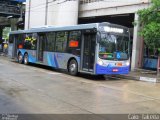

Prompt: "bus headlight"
[98,59,104,66]
[126,61,130,66]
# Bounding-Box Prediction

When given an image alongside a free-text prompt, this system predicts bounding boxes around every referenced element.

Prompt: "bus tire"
[18,53,23,64]
[24,53,29,65]
[68,59,78,76]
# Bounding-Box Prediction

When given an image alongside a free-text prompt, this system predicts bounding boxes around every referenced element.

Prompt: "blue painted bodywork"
[18,49,37,63]
[17,49,129,75]
[17,49,80,70]
[11,0,26,2]
[96,64,129,75]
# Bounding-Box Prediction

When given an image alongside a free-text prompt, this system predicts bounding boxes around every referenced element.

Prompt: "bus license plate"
[116,62,122,66]
[113,69,118,72]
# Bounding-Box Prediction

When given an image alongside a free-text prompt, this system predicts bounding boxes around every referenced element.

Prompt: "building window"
[55,31,68,52]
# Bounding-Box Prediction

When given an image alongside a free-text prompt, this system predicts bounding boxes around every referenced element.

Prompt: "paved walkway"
[118,70,160,83]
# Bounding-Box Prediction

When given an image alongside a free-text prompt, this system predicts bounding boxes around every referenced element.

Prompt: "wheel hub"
[19,55,22,61]
[24,58,27,63]
[70,64,76,72]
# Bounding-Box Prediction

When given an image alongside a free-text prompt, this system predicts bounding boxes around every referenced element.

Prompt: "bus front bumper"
[96,64,130,75]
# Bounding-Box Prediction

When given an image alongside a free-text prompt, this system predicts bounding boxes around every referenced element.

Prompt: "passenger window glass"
[68,31,81,55]
[55,32,68,52]
[16,34,24,49]
[24,33,37,50]
[46,32,55,51]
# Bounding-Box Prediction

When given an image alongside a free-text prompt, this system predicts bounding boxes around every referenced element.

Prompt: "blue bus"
[9,22,130,75]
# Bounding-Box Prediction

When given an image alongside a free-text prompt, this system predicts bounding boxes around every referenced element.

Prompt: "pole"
[157,56,160,76]
[45,0,48,25]
[28,0,31,29]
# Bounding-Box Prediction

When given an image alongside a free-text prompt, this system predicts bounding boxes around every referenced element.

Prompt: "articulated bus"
[9,22,130,75]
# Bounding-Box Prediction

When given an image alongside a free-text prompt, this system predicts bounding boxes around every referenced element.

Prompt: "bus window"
[68,31,81,56]
[24,33,37,50]
[17,34,24,49]
[55,32,68,52]
[46,32,55,52]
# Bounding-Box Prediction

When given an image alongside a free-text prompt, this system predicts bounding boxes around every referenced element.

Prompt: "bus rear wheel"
[68,59,78,76]
[18,53,23,64]
[24,54,29,65]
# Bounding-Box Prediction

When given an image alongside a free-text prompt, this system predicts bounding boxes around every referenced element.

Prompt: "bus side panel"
[96,64,130,75]
[43,52,80,70]
[43,52,57,68]
[18,49,37,63]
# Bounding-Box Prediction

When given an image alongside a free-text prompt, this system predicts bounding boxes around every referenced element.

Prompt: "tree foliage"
[137,0,160,49]
[3,27,11,41]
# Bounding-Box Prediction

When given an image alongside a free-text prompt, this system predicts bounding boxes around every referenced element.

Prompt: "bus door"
[81,30,96,72]
[13,35,18,57]
[37,33,46,62]
[8,35,16,58]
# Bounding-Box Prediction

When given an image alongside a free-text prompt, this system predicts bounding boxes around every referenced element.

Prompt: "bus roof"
[10,22,127,34]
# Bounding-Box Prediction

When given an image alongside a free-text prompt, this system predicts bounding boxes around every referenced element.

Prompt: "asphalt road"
[0,56,160,119]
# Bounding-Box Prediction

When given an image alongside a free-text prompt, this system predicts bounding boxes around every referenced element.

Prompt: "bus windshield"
[99,33,129,60]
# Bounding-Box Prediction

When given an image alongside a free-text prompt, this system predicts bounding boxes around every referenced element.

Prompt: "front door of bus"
[37,33,46,62]
[81,32,96,72]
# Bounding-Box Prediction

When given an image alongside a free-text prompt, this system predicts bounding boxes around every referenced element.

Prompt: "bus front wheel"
[18,53,23,64]
[68,59,78,76]
[24,54,29,65]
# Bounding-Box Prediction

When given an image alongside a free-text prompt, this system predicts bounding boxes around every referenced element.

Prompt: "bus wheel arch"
[24,52,29,65]
[18,52,23,64]
[67,58,78,76]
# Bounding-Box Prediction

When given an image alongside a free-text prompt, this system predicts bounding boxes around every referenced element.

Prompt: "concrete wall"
[47,0,79,26]
[79,0,150,17]
[25,0,46,29]
[25,0,79,29]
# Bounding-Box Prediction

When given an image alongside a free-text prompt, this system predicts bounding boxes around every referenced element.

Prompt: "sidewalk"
[116,70,160,83]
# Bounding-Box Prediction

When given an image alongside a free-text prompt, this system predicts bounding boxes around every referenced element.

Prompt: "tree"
[3,27,11,41]
[137,0,160,52]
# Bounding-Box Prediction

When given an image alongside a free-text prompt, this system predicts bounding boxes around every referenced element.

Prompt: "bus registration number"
[116,62,122,66]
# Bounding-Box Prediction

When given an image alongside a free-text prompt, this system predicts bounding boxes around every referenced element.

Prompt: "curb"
[117,75,160,83]
[117,75,140,81]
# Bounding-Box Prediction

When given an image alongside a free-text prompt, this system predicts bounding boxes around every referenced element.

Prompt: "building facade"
[25,0,151,71]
